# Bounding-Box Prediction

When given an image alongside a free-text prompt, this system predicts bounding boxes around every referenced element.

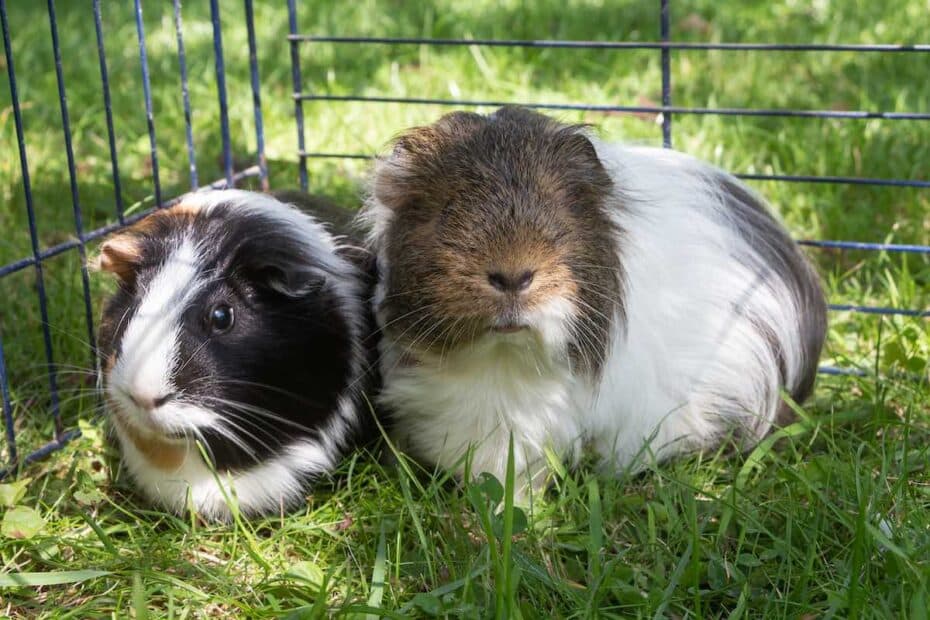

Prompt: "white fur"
[110,239,202,421]
[379,297,586,491]
[107,190,370,520]
[370,140,817,488]
[113,419,337,521]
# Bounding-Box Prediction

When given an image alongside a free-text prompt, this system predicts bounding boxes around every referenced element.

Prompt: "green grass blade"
[499,432,517,620]
[78,508,118,557]
[366,518,388,616]
[588,478,603,581]
[0,570,110,587]
[132,571,149,620]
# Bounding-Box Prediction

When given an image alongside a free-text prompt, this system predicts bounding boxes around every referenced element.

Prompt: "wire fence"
[0,0,927,475]
[0,0,265,476]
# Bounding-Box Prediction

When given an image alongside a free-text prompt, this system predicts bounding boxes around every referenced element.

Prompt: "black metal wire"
[734,173,930,188]
[133,0,163,208]
[660,0,672,148]
[830,304,930,318]
[245,0,269,191]
[798,240,930,253]
[1,0,62,444]
[48,0,98,377]
[0,330,16,465]
[287,35,930,53]
[92,0,125,225]
[294,93,930,121]
[287,0,308,191]
[295,147,930,189]
[173,0,199,189]
[0,429,81,479]
[210,0,234,188]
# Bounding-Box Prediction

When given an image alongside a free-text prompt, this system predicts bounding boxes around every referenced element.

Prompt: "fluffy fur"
[363,107,826,492]
[96,189,378,520]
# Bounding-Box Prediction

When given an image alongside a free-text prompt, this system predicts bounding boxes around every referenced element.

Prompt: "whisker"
[199,395,322,435]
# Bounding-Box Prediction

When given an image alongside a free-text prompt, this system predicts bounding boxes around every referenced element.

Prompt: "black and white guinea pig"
[96,189,378,520]
[362,106,827,492]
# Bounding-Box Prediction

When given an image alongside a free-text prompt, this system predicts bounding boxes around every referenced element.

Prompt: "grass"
[1,0,928,617]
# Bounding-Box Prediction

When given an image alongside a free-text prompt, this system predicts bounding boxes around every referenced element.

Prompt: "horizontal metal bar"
[287,35,930,53]
[0,216,148,279]
[298,150,373,160]
[818,365,867,376]
[0,167,261,279]
[0,428,81,480]
[295,149,927,189]
[828,304,929,318]
[295,93,928,121]
[798,240,930,253]
[735,173,930,188]
[818,365,927,383]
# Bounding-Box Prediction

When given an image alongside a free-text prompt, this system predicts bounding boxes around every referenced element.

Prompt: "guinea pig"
[362,106,827,494]
[95,189,379,520]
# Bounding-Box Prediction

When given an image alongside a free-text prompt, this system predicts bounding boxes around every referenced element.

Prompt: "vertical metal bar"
[660,0,672,148]
[133,0,163,207]
[287,0,308,191]
[1,0,62,435]
[0,332,17,466]
[92,0,125,224]
[174,0,199,189]
[244,0,269,191]
[210,0,234,188]
[48,0,97,371]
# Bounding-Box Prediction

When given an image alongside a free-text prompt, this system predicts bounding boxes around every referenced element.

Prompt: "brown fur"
[93,204,203,287]
[111,413,186,471]
[96,235,142,284]
[371,106,624,374]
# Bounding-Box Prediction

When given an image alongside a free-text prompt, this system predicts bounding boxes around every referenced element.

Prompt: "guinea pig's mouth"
[112,410,189,442]
[491,321,530,334]
[107,390,192,443]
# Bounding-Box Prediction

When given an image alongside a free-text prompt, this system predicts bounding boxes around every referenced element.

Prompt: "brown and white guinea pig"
[361,106,827,493]
[95,189,378,520]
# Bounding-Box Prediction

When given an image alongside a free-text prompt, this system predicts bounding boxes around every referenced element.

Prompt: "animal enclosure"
[0,0,928,475]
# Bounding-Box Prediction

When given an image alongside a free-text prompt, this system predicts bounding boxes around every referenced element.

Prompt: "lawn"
[1,0,928,617]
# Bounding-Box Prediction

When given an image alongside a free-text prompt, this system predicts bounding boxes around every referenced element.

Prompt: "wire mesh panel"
[0,0,927,475]
[0,0,267,476]
[284,0,929,379]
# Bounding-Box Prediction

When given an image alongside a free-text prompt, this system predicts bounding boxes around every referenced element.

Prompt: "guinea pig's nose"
[129,391,176,411]
[487,270,535,293]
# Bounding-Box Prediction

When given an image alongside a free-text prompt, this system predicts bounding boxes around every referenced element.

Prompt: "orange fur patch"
[94,202,204,282]
[113,415,187,471]
[130,201,201,236]
[96,234,141,282]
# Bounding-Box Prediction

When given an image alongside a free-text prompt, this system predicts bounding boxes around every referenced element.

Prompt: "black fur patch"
[714,175,827,414]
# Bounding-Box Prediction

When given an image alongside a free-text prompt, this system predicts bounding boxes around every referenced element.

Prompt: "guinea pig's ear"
[374,112,488,211]
[555,127,612,190]
[92,234,142,286]
[561,129,603,168]
[253,258,327,298]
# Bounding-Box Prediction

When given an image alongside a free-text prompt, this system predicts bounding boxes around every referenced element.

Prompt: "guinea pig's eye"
[208,303,235,333]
